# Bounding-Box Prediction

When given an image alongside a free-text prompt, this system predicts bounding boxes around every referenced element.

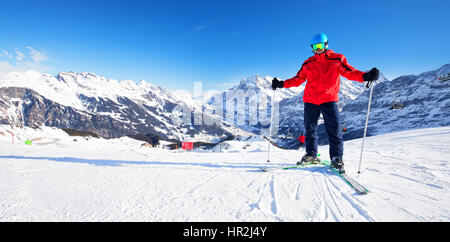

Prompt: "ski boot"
[297,154,321,165]
[331,157,345,174]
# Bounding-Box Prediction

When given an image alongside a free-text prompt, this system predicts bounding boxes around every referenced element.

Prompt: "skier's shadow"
[0,155,267,172]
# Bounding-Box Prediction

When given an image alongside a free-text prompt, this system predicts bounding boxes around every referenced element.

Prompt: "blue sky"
[0,0,449,93]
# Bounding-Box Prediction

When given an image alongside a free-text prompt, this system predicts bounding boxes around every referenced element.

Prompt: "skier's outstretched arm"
[283,68,307,88]
[271,67,307,90]
[338,56,365,82]
[339,56,379,84]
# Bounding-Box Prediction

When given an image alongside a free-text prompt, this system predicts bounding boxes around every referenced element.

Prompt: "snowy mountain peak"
[237,74,275,90]
[77,72,100,80]
[421,63,450,78]
[120,79,138,89]
[137,80,154,91]
[57,71,115,85]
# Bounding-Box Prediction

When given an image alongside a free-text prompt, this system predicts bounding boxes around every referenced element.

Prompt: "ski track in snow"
[0,126,449,221]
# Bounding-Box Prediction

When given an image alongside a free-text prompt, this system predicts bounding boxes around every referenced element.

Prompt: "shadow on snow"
[0,155,281,172]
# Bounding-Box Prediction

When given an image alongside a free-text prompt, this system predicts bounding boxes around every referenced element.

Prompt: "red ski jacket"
[283,49,365,105]
[297,135,305,143]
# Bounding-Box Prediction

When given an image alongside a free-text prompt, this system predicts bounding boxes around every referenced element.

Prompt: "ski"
[260,160,369,194]
[260,162,322,172]
[321,160,369,194]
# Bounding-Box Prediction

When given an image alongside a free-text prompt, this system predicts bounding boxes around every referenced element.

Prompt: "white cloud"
[0,61,28,73]
[0,46,52,74]
[195,25,205,31]
[1,50,13,59]
[15,51,25,61]
[214,82,237,88]
[203,89,222,101]
[0,61,53,74]
[26,46,48,63]
[171,89,193,99]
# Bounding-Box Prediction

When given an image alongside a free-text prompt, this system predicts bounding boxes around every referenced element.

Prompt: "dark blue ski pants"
[304,102,343,159]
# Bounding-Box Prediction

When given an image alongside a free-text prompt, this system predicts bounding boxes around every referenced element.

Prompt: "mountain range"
[340,64,450,141]
[0,64,448,148]
[0,71,249,144]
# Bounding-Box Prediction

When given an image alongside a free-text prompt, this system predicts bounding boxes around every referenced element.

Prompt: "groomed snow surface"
[0,126,449,221]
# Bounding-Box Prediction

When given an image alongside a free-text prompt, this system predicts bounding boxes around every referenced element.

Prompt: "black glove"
[363,68,380,83]
[271,77,284,90]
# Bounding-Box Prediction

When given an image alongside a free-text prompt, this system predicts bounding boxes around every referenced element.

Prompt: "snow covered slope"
[0,125,448,221]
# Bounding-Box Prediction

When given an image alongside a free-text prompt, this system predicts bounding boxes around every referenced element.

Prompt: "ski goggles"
[311,42,326,51]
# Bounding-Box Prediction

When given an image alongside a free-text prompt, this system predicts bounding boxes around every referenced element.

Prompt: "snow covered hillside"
[341,64,450,140]
[0,125,448,221]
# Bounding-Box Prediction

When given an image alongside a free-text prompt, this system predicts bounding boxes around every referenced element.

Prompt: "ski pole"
[357,80,375,177]
[267,89,276,162]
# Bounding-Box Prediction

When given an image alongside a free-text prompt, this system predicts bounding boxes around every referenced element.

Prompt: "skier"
[297,133,305,148]
[271,33,379,173]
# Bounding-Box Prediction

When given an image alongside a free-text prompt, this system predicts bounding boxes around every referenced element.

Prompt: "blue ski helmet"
[310,33,328,46]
